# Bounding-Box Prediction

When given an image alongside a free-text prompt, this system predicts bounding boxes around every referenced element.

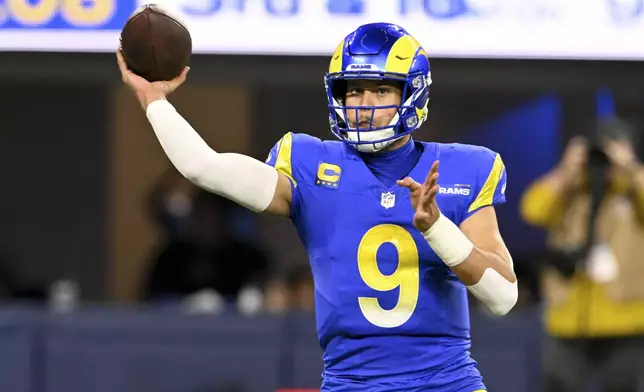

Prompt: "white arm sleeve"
[423,214,518,316]
[467,268,518,316]
[145,99,279,212]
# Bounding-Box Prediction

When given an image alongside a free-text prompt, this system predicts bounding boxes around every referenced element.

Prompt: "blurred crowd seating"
[0,303,541,392]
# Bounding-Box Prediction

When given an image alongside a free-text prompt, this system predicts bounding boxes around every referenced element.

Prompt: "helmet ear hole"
[394,80,411,105]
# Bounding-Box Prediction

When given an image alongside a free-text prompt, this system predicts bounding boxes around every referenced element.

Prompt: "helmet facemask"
[326,71,431,153]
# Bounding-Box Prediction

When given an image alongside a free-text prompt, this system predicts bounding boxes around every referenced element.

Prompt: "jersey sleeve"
[462,147,507,221]
[265,132,320,218]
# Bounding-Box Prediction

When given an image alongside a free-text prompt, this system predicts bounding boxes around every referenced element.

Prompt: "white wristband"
[422,214,474,267]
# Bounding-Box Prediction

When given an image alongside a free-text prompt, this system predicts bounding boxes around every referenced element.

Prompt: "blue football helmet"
[325,22,432,153]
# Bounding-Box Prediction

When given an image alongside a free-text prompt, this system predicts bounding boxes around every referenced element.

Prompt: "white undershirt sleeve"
[145,99,279,212]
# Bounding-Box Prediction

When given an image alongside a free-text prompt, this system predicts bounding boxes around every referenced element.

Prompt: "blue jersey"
[266,133,507,392]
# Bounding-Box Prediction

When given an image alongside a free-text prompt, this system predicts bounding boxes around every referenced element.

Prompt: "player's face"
[344,80,402,129]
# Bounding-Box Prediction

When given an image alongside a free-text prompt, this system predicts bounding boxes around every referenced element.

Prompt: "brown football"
[119,4,192,82]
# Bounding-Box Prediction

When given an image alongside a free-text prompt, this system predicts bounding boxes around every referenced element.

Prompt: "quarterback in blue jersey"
[118,22,518,392]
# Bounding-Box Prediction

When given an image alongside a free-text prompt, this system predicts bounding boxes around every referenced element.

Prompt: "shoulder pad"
[465,145,507,215]
[265,132,323,187]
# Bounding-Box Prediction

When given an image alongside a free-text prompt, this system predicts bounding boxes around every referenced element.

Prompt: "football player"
[117,22,518,392]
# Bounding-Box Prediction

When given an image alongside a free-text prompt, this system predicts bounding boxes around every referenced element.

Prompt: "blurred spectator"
[287,265,314,312]
[148,168,200,243]
[265,265,314,314]
[520,116,644,392]
[144,169,270,312]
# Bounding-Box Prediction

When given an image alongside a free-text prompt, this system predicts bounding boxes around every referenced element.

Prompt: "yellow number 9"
[357,224,419,328]
[7,0,114,26]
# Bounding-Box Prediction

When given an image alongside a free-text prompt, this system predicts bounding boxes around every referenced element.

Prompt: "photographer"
[520,116,644,392]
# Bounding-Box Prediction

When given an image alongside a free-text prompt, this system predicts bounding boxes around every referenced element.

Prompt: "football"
[119,4,192,82]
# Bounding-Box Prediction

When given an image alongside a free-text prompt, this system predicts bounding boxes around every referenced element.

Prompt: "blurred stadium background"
[1,0,644,391]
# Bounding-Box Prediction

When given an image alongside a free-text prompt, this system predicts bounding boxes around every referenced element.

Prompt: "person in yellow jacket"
[521,117,644,392]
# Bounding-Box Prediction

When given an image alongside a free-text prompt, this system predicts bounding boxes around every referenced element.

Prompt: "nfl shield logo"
[381,192,396,209]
